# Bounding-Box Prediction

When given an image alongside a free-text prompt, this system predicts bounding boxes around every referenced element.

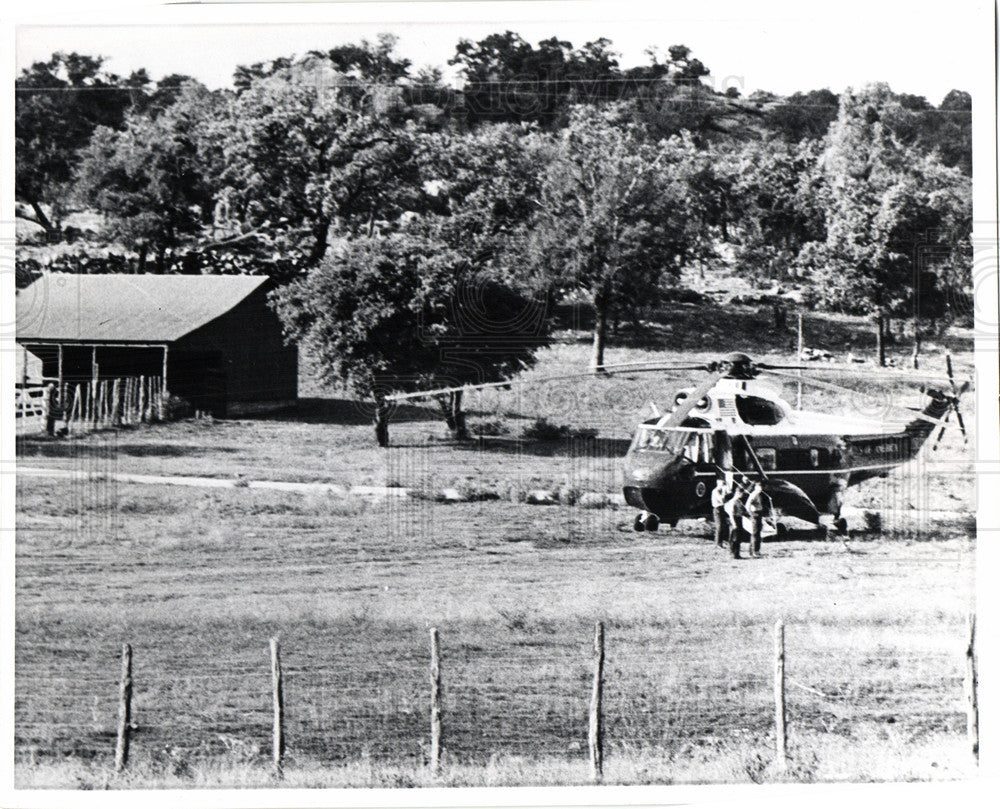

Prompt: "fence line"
[19,376,166,435]
[15,619,977,774]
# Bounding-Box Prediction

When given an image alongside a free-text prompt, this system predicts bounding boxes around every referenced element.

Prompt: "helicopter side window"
[756,447,777,471]
[735,395,784,426]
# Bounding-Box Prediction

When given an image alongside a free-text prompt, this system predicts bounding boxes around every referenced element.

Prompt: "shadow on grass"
[450,435,632,459]
[16,437,240,458]
[242,396,440,426]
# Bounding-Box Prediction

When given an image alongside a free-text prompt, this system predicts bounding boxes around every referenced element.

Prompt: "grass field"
[14,301,979,788]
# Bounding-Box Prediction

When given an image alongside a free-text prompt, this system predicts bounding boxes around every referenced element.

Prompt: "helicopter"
[384,351,970,538]
[618,352,969,536]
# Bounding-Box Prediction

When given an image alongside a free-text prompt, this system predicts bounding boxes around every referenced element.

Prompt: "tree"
[72,82,226,273]
[415,123,549,270]
[724,138,827,286]
[764,89,839,142]
[15,52,150,234]
[528,105,713,371]
[270,229,549,446]
[804,85,972,364]
[217,56,424,279]
[321,33,412,83]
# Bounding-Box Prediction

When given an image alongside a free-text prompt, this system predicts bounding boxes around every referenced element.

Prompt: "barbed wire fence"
[14,616,978,780]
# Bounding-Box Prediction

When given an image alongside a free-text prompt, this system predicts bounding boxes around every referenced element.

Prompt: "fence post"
[965,612,979,763]
[114,643,133,773]
[270,637,284,778]
[111,378,121,426]
[70,385,81,432]
[589,621,605,783]
[774,620,787,770]
[429,627,442,774]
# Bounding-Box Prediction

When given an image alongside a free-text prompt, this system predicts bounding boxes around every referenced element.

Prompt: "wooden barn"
[16,273,297,417]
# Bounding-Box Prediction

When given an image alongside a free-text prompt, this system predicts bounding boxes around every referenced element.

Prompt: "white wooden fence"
[15,376,165,435]
[15,386,48,434]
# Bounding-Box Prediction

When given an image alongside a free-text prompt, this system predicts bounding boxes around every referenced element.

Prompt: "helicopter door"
[713,430,733,471]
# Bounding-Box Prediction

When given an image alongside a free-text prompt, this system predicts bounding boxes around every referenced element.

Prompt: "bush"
[470,418,510,437]
[162,394,193,421]
[522,419,599,442]
[522,418,570,441]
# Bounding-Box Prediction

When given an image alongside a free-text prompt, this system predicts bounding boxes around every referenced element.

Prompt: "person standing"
[724,488,745,559]
[711,478,730,548]
[44,383,59,437]
[745,481,765,558]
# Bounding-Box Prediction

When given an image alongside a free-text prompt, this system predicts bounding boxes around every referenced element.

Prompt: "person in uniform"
[723,487,745,559]
[711,478,730,548]
[745,481,765,558]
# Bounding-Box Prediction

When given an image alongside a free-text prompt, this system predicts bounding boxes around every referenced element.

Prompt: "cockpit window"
[735,395,784,425]
[636,427,713,461]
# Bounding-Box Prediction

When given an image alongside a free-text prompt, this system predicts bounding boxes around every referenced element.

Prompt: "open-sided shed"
[16,273,297,417]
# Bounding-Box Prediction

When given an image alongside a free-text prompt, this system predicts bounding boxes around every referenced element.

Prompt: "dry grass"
[15,476,975,787]
[15,725,975,788]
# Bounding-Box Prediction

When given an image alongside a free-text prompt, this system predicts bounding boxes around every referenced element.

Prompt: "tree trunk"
[155,245,166,274]
[912,328,921,369]
[136,243,148,274]
[591,303,609,373]
[875,313,886,367]
[373,396,390,448]
[449,391,469,441]
[29,200,57,236]
[305,217,332,268]
[773,302,787,331]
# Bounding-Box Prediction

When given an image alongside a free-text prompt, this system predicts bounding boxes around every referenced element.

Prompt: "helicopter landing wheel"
[775,522,788,540]
[834,517,848,533]
[644,514,660,532]
[633,514,646,532]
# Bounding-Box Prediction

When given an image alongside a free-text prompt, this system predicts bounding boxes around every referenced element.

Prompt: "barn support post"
[57,344,63,396]
[162,345,169,397]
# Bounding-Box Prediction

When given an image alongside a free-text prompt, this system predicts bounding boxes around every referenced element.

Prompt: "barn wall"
[176,285,297,416]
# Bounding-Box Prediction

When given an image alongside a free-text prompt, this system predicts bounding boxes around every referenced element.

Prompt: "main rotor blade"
[758,361,952,385]
[383,362,707,403]
[659,367,728,428]
[763,368,955,430]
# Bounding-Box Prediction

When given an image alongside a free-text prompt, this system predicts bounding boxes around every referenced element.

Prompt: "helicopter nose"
[622,455,694,514]
[623,454,691,488]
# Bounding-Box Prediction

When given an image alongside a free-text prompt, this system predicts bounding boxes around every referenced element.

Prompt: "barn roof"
[16,273,271,343]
